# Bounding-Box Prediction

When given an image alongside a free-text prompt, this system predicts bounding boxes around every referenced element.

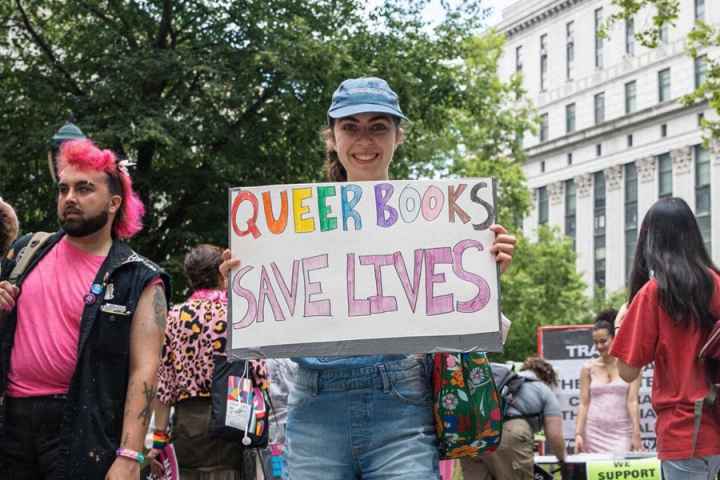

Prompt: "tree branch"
[155,0,173,49]
[77,0,139,49]
[108,0,140,48]
[14,0,84,96]
[208,81,282,154]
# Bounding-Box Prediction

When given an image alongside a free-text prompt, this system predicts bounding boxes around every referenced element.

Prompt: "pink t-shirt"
[7,237,106,397]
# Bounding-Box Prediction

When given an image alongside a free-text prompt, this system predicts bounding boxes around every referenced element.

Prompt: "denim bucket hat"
[327,77,408,122]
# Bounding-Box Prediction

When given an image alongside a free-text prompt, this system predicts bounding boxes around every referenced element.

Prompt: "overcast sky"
[422,0,517,27]
[364,0,517,28]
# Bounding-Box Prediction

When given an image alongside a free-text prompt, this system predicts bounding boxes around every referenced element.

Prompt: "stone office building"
[496,0,718,294]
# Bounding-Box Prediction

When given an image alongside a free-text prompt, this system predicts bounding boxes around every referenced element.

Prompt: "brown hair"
[521,356,558,387]
[593,308,618,337]
[184,244,224,292]
[322,125,348,182]
[0,199,19,258]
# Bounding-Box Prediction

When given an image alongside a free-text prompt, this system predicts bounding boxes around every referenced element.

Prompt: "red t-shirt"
[611,275,720,460]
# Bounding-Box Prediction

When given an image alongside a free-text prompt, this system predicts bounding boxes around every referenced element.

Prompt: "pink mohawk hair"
[57,139,145,240]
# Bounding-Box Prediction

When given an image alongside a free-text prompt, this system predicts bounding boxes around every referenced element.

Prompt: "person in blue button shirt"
[222,77,516,479]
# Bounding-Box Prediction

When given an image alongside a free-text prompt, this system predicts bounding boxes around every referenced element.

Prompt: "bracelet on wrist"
[116,447,145,465]
[152,431,170,449]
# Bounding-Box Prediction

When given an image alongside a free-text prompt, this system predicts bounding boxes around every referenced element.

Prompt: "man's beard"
[59,209,110,238]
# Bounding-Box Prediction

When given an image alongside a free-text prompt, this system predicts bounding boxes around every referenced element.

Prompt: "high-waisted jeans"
[285,357,439,480]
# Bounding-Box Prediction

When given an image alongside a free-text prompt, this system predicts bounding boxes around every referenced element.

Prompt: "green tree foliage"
[492,226,591,362]
[0,0,536,297]
[591,287,628,314]
[448,31,536,229]
[608,0,720,144]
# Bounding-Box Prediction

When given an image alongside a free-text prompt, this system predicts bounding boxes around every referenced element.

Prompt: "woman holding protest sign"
[221,76,516,479]
[611,197,720,479]
[574,309,642,454]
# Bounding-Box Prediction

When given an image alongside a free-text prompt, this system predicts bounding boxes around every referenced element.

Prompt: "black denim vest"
[0,231,170,479]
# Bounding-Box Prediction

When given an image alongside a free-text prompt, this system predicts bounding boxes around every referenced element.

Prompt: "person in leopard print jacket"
[152,244,266,480]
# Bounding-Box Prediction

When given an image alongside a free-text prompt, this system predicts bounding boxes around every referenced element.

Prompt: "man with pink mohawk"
[0,139,170,479]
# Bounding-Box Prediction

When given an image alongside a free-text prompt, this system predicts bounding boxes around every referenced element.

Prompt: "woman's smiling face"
[328,112,403,182]
[592,328,613,356]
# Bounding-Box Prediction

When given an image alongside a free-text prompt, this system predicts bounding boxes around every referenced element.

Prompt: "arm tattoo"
[152,285,167,330]
[138,382,157,427]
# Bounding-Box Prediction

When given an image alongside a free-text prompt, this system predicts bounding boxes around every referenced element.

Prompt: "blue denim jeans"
[662,456,720,480]
[285,357,440,480]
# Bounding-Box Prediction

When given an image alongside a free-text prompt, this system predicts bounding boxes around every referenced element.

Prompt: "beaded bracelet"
[116,447,145,465]
[152,431,170,449]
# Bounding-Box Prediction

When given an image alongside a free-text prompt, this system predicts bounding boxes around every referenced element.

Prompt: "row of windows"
[538,60,707,143]
[537,145,712,287]
[516,0,706,90]
[538,116,706,176]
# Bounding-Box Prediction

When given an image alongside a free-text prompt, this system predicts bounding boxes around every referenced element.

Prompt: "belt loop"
[312,370,320,395]
[378,364,390,393]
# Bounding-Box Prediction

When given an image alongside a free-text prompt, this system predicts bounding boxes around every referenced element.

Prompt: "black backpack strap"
[7,232,52,284]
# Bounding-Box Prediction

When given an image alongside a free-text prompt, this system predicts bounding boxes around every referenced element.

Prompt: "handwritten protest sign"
[228,179,502,359]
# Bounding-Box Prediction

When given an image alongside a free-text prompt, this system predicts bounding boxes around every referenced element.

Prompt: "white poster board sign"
[539,326,656,452]
[227,179,502,359]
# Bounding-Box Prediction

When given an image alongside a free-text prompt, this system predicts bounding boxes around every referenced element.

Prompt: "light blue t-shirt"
[506,371,561,432]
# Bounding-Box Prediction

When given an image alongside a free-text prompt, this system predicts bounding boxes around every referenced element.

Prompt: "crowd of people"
[0,76,719,480]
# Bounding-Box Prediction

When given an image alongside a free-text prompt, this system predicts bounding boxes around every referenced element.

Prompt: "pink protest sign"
[228,179,502,358]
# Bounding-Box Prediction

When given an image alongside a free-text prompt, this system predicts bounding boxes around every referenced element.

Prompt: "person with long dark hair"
[611,197,720,478]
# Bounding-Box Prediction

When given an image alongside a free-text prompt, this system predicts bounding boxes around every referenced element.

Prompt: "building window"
[658,152,672,198]
[566,21,575,80]
[625,162,638,281]
[696,145,711,254]
[516,45,523,73]
[661,123,668,137]
[625,18,635,56]
[538,186,549,225]
[658,68,671,103]
[627,134,634,147]
[565,179,576,249]
[625,80,637,114]
[695,56,707,89]
[659,23,669,44]
[540,160,546,173]
[596,144,602,157]
[594,171,606,289]
[540,113,549,142]
[699,112,705,126]
[540,34,548,91]
[566,103,576,133]
[595,8,604,69]
[567,152,573,165]
[594,92,605,124]
[695,0,705,20]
